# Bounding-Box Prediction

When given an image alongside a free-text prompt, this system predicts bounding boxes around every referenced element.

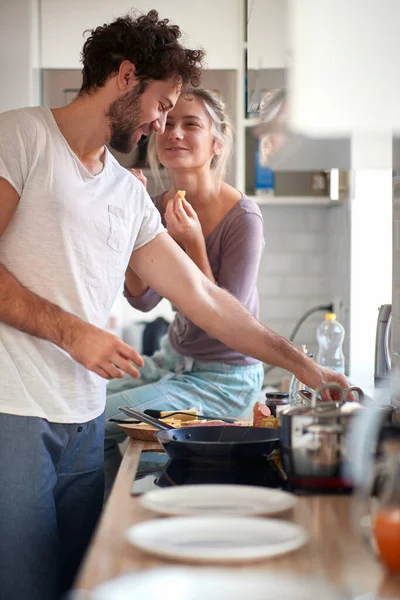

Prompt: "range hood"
[251,87,351,171]
[267,133,351,171]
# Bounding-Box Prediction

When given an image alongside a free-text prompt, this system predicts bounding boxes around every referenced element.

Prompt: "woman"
[105,88,265,475]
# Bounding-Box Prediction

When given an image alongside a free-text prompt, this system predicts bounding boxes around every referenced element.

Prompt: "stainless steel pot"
[280,384,364,482]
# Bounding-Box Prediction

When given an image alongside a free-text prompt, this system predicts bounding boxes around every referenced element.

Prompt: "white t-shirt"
[0,106,165,423]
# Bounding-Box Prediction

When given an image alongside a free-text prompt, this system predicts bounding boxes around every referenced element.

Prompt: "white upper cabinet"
[288,0,400,135]
[40,0,242,70]
[247,0,288,70]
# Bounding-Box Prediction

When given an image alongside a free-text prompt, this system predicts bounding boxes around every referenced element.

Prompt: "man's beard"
[106,85,144,153]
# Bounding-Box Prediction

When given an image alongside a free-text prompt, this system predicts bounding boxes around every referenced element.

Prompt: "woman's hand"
[128,168,147,188]
[165,192,203,248]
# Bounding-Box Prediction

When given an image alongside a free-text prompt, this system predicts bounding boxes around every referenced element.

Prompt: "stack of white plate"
[124,484,307,564]
[85,485,346,600]
[90,568,343,600]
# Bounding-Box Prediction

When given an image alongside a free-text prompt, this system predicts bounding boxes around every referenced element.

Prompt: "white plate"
[139,484,297,517]
[90,567,341,600]
[125,515,309,563]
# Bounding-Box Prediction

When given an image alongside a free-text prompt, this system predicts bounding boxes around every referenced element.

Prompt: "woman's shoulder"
[236,194,263,218]
[221,187,263,224]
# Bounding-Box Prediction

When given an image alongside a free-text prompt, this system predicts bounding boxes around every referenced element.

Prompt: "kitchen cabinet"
[40,0,242,70]
[288,0,400,136]
[247,0,288,70]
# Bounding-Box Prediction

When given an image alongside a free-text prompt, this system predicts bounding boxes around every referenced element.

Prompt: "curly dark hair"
[80,10,204,93]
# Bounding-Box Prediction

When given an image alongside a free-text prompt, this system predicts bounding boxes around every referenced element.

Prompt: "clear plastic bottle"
[289,344,311,406]
[316,313,345,374]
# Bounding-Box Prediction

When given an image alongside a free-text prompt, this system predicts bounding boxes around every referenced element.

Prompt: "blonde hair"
[148,87,234,191]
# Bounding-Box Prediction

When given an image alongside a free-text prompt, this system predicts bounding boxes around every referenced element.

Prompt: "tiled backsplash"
[258,202,350,382]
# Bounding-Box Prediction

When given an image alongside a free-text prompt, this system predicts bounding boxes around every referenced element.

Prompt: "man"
[0,9,348,600]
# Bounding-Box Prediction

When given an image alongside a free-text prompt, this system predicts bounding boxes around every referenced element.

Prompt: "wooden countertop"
[75,439,400,598]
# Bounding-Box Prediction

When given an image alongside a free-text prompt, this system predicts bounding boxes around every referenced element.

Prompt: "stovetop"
[131,453,351,496]
[158,456,287,489]
[132,454,286,495]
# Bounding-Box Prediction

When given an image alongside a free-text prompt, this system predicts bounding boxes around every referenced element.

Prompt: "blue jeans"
[0,412,105,600]
[104,335,264,491]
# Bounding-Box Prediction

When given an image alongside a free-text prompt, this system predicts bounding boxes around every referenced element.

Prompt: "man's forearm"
[176,277,310,379]
[0,263,83,349]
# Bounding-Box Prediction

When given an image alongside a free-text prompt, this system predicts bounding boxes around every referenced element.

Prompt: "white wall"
[258,204,332,382]
[40,0,242,70]
[0,0,41,112]
[326,200,351,366]
[350,170,392,388]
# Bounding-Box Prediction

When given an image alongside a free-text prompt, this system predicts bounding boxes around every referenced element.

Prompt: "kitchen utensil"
[115,414,239,442]
[144,410,239,423]
[125,516,309,563]
[110,411,238,424]
[113,409,240,442]
[138,483,297,517]
[118,406,280,460]
[279,384,365,484]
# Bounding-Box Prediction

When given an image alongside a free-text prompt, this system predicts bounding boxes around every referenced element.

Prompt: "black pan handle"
[118,406,174,430]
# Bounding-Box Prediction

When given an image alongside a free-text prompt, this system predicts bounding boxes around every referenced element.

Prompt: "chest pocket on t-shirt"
[107,205,132,253]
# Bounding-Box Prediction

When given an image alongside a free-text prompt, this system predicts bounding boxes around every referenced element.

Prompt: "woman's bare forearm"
[125,265,149,297]
[184,239,215,284]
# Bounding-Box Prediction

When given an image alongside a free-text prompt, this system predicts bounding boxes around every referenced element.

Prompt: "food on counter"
[183,419,250,428]
[259,416,280,429]
[154,409,198,421]
[373,508,400,572]
[133,417,182,429]
[252,402,271,427]
[130,415,250,430]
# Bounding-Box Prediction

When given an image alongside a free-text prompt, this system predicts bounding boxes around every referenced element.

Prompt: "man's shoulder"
[0,106,46,137]
[0,106,44,123]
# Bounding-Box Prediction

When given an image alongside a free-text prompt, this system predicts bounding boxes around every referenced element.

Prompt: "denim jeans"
[0,411,105,600]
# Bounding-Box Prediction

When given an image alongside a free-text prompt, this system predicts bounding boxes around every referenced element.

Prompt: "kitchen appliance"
[131,455,287,496]
[279,384,365,490]
[374,303,392,387]
[119,407,279,460]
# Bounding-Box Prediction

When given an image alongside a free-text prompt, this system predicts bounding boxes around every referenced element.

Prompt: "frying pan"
[118,406,280,460]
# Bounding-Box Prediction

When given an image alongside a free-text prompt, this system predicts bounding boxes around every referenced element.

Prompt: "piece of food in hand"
[177,190,186,200]
[253,402,271,427]
[259,416,280,429]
